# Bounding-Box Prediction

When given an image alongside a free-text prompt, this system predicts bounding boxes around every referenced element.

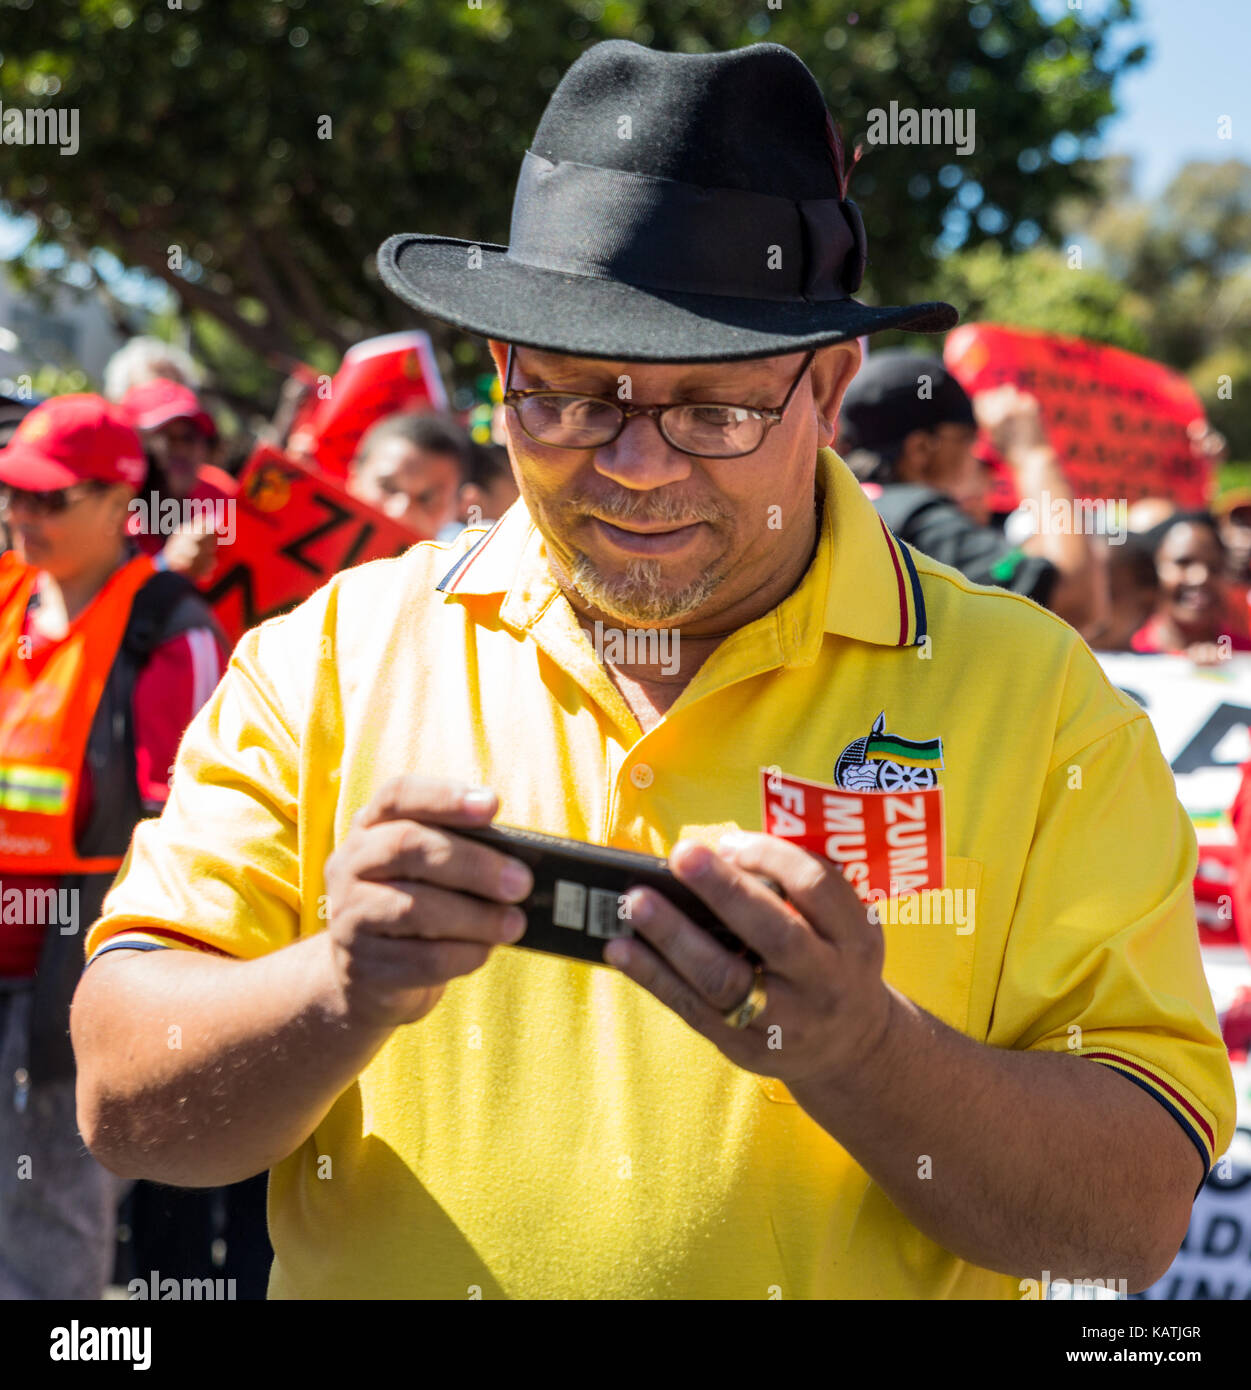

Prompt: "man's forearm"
[71,934,391,1187]
[787,988,1201,1291]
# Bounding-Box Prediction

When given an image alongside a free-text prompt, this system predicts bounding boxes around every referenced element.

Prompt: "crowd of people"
[836,348,1250,662]
[0,35,1234,1311]
[0,335,517,1298]
[0,311,1245,1298]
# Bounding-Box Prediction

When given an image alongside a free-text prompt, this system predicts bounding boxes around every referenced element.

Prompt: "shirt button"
[629,763,654,790]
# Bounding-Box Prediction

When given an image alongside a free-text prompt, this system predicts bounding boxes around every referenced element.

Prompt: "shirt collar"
[435,448,925,652]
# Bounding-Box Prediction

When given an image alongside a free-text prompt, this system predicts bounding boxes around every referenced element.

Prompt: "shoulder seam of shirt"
[1045,706,1149,779]
[1047,636,1162,772]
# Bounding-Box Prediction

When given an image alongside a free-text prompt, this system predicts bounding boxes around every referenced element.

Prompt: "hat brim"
[378,235,958,363]
[0,445,81,491]
[131,404,216,438]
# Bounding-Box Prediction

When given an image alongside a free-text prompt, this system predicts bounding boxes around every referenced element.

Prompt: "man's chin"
[568,553,722,626]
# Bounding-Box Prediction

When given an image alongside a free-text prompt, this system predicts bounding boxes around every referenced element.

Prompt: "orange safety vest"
[0,552,157,874]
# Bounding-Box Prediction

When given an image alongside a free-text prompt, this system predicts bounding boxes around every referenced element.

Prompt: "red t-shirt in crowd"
[0,603,227,977]
[1131,612,1251,654]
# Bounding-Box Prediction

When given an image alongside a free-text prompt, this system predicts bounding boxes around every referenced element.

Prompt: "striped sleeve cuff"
[1084,1051,1216,1193]
[85,928,237,969]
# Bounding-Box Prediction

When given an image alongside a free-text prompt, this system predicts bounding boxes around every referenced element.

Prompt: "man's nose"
[592,413,693,490]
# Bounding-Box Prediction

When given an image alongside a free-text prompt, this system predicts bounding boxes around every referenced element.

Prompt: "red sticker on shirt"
[760,767,945,901]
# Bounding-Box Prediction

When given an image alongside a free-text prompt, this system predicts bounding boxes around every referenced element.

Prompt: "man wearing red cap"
[0,395,227,1298]
[119,379,238,583]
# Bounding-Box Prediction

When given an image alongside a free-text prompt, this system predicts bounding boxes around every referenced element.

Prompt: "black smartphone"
[457,822,764,967]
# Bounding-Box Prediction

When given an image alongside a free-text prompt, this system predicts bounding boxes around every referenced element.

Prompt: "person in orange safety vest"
[0,394,227,1299]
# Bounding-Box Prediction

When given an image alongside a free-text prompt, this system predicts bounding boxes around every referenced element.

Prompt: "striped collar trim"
[820,448,927,648]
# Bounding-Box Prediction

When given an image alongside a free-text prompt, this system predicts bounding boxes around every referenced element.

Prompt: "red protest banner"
[760,766,945,902]
[286,331,448,479]
[943,323,1210,508]
[199,445,418,646]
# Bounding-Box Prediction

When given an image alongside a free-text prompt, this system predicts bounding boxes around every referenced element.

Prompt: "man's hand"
[161,525,219,581]
[1188,419,1229,467]
[322,777,532,1029]
[604,831,893,1090]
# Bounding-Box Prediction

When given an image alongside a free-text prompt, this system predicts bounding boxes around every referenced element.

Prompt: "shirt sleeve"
[84,618,303,966]
[987,656,1237,1184]
[131,627,230,810]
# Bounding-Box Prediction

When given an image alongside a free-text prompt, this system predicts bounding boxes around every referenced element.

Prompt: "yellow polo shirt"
[86,448,1235,1299]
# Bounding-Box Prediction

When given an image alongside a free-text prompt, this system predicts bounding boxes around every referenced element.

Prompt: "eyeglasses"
[502,346,816,459]
[0,481,110,518]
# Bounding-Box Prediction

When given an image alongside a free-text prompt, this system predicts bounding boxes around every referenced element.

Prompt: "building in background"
[0,269,126,394]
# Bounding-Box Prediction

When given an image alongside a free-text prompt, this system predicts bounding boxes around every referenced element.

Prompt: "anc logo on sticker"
[246,461,292,513]
[834,711,944,792]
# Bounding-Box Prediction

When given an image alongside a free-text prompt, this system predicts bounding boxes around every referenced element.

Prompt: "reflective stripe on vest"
[0,762,71,814]
[0,553,157,874]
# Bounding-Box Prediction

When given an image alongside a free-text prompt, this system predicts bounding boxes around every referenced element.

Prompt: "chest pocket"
[757,857,983,1104]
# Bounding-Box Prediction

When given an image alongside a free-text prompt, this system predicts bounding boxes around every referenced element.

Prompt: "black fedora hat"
[378,40,958,363]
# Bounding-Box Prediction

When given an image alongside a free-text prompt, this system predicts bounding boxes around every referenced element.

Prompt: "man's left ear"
[486,338,509,380]
[811,341,863,447]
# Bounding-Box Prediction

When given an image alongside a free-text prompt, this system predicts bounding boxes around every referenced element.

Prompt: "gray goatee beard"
[567,551,725,624]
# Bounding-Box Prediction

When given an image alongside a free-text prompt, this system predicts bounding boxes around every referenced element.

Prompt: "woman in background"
[0,395,226,1298]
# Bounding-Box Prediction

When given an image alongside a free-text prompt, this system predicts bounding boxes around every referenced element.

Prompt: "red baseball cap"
[120,378,216,439]
[0,394,147,491]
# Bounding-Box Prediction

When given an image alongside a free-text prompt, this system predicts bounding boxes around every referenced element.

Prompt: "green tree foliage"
[0,0,1143,404]
[923,242,1148,351]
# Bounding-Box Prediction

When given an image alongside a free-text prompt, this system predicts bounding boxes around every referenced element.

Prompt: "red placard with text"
[761,767,945,901]
[943,323,1210,509]
[199,445,418,646]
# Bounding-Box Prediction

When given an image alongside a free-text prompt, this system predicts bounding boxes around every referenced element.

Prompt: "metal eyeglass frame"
[502,344,817,459]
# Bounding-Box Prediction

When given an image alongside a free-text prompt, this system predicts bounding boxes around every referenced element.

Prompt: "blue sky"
[1043,0,1250,196]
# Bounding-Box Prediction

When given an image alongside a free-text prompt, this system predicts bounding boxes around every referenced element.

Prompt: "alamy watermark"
[128,492,236,544]
[1016,491,1126,543]
[49,1323,151,1370]
[865,883,975,934]
[591,620,679,677]
[0,881,79,936]
[865,101,975,156]
[1020,1270,1128,1299]
[1,103,79,157]
[128,1269,237,1300]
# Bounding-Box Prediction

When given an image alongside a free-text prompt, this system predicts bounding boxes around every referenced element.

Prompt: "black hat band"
[505,150,867,304]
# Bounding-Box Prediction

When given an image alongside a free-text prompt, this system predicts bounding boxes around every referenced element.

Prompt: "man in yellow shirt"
[72,40,1233,1300]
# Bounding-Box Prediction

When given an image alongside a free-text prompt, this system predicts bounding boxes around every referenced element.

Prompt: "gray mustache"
[576,493,729,526]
